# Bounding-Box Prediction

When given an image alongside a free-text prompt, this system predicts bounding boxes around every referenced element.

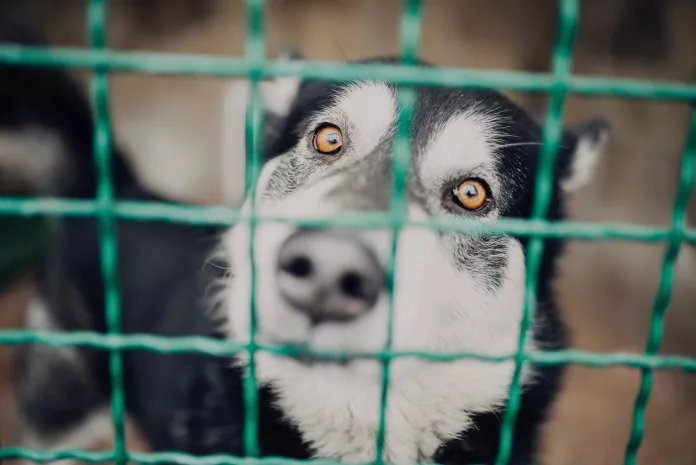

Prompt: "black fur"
[2,37,602,464]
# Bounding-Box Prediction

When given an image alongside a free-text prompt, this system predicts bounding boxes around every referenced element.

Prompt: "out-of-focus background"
[1,1,695,464]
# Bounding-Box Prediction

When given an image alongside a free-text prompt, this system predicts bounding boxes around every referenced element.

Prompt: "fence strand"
[0,1,694,465]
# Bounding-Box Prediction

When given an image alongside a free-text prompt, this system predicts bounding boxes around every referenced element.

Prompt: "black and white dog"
[1,36,608,464]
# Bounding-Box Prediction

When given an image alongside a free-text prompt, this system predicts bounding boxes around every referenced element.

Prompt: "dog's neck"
[224,358,554,465]
[224,342,535,464]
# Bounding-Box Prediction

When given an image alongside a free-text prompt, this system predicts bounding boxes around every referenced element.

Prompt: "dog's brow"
[418,110,500,185]
[326,82,397,159]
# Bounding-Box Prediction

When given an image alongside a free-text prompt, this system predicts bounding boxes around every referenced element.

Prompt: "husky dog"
[1,34,608,465]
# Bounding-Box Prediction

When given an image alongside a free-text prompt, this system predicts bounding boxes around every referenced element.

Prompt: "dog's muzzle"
[276,229,385,325]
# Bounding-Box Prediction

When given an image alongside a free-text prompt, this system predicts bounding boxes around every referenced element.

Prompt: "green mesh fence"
[0,0,695,465]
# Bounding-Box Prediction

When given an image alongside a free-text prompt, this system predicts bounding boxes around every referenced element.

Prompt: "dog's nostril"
[283,255,313,278]
[339,271,364,299]
[277,229,384,324]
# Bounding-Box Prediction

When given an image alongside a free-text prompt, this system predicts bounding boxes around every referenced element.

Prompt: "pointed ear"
[258,47,304,123]
[223,47,303,147]
[559,117,610,192]
[221,48,303,205]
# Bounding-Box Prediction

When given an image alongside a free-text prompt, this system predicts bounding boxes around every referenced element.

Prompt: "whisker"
[493,142,544,149]
[332,34,348,61]
[206,260,231,271]
[493,141,570,150]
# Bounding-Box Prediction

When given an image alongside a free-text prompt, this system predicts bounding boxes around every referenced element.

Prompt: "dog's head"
[222,57,608,461]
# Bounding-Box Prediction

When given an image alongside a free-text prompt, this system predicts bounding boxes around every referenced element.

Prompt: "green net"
[0,1,695,465]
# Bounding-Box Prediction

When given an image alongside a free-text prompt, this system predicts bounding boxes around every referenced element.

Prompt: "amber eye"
[453,179,489,211]
[313,124,343,155]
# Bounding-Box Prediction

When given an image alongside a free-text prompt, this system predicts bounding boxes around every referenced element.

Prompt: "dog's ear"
[558,117,610,192]
[0,28,138,199]
[221,48,303,205]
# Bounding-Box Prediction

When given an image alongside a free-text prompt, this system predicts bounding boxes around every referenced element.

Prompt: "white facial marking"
[309,82,397,160]
[419,109,502,188]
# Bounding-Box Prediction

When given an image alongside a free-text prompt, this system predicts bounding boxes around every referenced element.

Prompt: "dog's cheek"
[393,227,513,354]
[445,237,527,357]
[391,226,445,352]
[225,220,295,342]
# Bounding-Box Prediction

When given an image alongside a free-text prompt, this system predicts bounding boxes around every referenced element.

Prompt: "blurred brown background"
[1,1,696,464]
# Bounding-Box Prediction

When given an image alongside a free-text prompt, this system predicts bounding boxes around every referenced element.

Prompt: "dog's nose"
[276,229,384,325]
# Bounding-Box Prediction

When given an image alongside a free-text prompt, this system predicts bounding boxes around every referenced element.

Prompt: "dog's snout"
[276,229,384,325]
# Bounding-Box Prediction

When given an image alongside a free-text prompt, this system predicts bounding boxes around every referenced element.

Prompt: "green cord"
[0,1,694,464]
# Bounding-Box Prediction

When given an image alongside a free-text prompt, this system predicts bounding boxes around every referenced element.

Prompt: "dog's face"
[222,68,607,461]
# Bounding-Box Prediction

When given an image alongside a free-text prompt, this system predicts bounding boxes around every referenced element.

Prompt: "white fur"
[261,77,302,117]
[25,297,83,368]
[222,83,537,462]
[0,129,70,193]
[562,130,607,192]
[419,109,502,187]
[20,407,114,465]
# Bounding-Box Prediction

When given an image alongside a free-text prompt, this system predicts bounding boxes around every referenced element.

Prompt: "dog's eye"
[313,124,343,155]
[452,179,490,211]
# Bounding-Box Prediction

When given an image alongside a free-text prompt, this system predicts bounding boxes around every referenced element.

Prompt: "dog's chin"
[256,334,360,370]
[254,331,387,382]
[269,351,385,383]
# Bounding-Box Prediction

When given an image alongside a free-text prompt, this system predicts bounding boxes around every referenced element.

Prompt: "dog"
[0,34,609,464]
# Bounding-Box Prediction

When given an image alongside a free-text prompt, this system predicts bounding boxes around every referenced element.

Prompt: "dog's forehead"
[330,81,396,128]
[415,106,503,186]
[303,81,505,169]
[316,82,398,157]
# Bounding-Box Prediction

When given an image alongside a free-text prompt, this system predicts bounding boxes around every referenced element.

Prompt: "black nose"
[276,229,384,325]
